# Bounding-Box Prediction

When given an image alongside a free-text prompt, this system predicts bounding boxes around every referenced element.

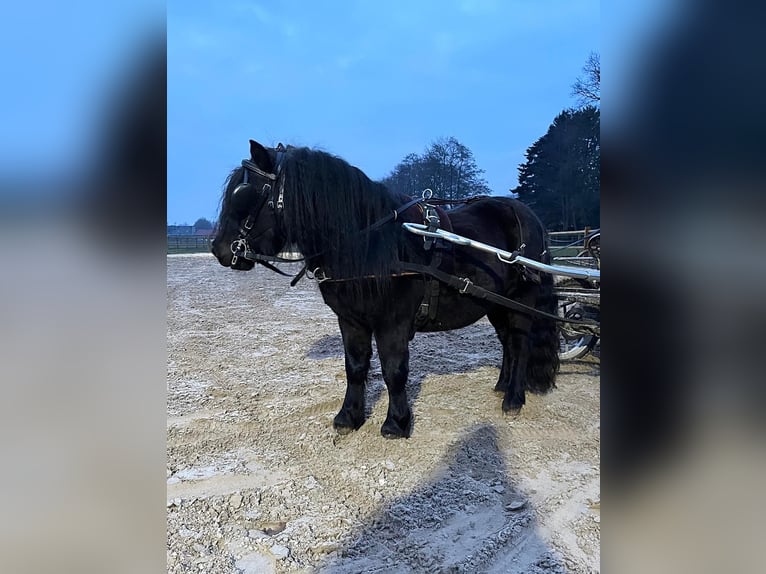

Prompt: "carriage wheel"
[556,278,599,360]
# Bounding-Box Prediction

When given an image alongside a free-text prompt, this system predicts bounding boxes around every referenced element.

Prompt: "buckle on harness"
[306,267,330,283]
[231,238,247,254]
[459,277,472,294]
[422,204,440,251]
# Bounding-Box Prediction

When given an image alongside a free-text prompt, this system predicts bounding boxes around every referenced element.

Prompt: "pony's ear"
[249,139,273,171]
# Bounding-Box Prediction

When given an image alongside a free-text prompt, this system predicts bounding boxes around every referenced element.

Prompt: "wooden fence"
[547,228,596,257]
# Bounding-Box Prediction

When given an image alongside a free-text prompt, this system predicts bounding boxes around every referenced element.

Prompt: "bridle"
[227,144,424,282]
[229,144,296,274]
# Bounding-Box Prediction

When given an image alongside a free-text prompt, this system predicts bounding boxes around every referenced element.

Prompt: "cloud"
[184,28,218,49]
[336,53,365,70]
[234,2,298,39]
[179,62,202,78]
[432,31,459,56]
[242,62,265,76]
[238,1,273,25]
[282,22,298,37]
[458,0,499,15]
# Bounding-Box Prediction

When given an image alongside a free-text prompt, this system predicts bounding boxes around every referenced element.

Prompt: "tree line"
[513,105,600,231]
[182,54,600,233]
[381,52,600,231]
[514,53,600,230]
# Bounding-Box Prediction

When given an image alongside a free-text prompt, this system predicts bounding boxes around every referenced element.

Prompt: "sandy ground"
[167,254,600,573]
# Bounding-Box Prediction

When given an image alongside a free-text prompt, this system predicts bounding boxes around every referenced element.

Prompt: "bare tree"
[572,52,600,107]
[382,137,491,201]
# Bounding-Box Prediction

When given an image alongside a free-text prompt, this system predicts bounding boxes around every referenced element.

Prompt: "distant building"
[168,224,216,237]
[167,225,194,236]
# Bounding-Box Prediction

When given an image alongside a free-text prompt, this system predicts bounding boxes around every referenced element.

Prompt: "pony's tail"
[525,251,560,394]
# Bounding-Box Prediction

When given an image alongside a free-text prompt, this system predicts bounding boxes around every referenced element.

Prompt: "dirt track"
[167,254,600,573]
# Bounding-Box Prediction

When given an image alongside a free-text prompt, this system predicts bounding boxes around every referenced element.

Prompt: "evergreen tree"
[514,107,600,231]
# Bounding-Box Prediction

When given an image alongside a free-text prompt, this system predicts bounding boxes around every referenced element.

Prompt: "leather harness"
[229,154,595,330]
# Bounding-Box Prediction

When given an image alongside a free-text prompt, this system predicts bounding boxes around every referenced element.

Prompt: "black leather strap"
[398,262,599,332]
[255,259,295,277]
[364,196,423,234]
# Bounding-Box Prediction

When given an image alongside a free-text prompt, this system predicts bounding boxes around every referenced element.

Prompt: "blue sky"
[0,1,161,178]
[168,0,599,224]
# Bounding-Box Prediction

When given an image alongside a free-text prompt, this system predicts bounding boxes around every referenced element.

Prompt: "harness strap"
[241,159,277,181]
[422,204,440,251]
[413,275,440,327]
[284,196,426,286]
[255,258,295,277]
[414,206,443,326]
[366,196,424,232]
[289,266,307,287]
[398,262,599,333]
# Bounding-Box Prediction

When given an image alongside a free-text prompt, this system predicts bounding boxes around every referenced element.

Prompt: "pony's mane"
[281,147,408,280]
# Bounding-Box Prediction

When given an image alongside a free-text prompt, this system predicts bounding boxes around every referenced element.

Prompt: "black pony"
[212,140,559,438]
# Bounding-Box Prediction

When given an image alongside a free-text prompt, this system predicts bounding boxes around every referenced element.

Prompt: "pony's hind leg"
[490,309,532,411]
[334,318,372,434]
[488,311,512,393]
[374,326,412,439]
[502,313,535,414]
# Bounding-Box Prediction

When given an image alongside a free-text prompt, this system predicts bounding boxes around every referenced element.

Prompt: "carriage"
[212,140,599,438]
[401,218,601,361]
[549,229,600,359]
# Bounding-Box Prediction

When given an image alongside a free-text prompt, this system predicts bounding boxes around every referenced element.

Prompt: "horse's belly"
[415,291,488,332]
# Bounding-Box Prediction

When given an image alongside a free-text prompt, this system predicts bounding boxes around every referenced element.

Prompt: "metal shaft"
[402,223,600,281]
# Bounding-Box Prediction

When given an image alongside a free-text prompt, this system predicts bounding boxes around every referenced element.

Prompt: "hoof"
[380,419,410,439]
[334,424,355,436]
[333,410,363,434]
[502,400,524,415]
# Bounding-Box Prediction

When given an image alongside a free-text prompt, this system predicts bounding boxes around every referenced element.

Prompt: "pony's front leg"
[333,318,372,435]
[374,327,412,439]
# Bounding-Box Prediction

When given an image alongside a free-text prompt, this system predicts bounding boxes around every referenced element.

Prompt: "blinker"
[231,182,255,212]
[232,182,252,196]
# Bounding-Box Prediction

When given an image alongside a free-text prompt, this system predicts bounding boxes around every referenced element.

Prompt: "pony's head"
[214,138,408,282]
[211,140,288,270]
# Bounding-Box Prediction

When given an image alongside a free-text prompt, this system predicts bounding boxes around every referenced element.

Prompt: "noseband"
[230,144,294,270]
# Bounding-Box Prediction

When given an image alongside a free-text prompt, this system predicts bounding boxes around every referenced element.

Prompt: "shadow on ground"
[314,425,565,574]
